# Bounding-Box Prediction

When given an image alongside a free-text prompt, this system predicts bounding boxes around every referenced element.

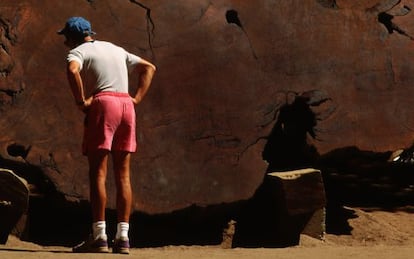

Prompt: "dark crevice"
[226,10,242,28]
[386,52,396,84]
[225,9,258,59]
[85,0,95,6]
[378,12,413,39]
[39,153,62,175]
[368,0,414,39]
[7,143,31,159]
[0,16,18,45]
[193,134,241,149]
[316,0,338,9]
[0,62,14,77]
[238,136,267,162]
[0,16,17,76]
[379,12,396,33]
[0,89,19,97]
[0,88,24,105]
[129,0,155,59]
[0,42,10,55]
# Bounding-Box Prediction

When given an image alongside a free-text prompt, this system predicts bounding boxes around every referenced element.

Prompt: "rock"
[267,169,326,216]
[267,169,326,240]
[221,219,236,248]
[301,208,326,241]
[233,168,326,247]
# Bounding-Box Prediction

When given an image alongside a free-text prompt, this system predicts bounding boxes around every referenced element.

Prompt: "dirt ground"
[1,206,413,259]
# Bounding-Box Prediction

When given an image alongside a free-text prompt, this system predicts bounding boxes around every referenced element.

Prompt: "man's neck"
[84,36,94,43]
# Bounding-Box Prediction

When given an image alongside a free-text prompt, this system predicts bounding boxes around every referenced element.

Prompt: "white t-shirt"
[67,40,141,96]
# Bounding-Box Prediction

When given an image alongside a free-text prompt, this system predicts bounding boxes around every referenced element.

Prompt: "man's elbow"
[67,61,80,75]
[149,63,156,73]
[66,67,77,76]
[137,61,156,75]
[143,63,156,75]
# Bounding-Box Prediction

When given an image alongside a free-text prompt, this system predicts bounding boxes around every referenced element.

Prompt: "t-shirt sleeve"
[125,51,141,72]
[67,49,83,71]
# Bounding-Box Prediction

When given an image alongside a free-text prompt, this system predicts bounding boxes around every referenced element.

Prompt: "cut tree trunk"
[0,169,29,244]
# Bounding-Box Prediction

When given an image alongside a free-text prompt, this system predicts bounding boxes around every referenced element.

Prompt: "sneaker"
[113,237,130,254]
[72,236,109,253]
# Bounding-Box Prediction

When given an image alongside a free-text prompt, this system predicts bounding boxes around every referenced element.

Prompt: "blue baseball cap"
[58,17,96,36]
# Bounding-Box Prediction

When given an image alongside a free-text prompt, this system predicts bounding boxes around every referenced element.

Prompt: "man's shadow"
[262,92,320,173]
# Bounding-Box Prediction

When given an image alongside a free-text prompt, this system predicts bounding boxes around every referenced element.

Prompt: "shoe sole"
[96,247,110,253]
[73,247,109,253]
[113,248,130,254]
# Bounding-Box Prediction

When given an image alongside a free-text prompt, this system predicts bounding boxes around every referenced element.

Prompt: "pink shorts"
[82,92,136,155]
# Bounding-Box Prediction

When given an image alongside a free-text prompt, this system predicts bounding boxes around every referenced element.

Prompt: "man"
[58,17,156,254]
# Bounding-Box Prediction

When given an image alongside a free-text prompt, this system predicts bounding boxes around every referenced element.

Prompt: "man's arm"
[66,60,86,105]
[131,59,156,105]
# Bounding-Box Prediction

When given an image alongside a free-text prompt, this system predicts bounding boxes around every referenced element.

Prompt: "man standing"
[58,17,156,254]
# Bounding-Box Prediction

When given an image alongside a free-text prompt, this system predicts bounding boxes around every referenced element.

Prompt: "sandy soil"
[1,206,413,259]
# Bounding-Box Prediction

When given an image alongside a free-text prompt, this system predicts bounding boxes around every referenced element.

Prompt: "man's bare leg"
[72,149,110,253]
[112,151,132,254]
[88,149,109,223]
[112,151,132,223]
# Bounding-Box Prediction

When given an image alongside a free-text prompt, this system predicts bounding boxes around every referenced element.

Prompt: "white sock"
[116,222,129,240]
[92,221,107,240]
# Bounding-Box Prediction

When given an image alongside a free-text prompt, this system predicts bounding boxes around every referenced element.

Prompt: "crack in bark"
[316,0,338,9]
[367,0,401,14]
[0,16,17,46]
[0,87,23,105]
[129,0,155,58]
[85,0,95,7]
[386,51,396,84]
[368,0,414,39]
[40,153,62,175]
[7,143,31,159]
[225,9,258,59]
[0,15,17,76]
[237,136,267,162]
[192,133,241,149]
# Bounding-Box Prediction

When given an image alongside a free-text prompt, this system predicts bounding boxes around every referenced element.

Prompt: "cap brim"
[57,28,66,35]
[56,29,96,36]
